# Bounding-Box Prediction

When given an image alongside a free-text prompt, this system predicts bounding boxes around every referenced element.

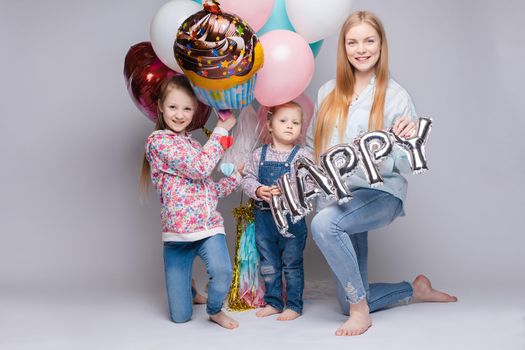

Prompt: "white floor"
[2,282,524,350]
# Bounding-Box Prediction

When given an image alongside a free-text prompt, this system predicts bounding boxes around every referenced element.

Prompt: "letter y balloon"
[391,118,432,174]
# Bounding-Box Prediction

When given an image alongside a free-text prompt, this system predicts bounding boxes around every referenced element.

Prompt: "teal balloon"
[309,40,324,58]
[192,0,202,4]
[257,0,294,36]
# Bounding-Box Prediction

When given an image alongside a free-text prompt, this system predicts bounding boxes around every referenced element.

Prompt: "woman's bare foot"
[209,311,239,329]
[193,292,207,304]
[277,309,301,321]
[256,305,280,317]
[335,299,372,336]
[411,274,458,303]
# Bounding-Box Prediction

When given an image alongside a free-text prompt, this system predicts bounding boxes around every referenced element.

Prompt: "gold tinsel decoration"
[226,198,256,312]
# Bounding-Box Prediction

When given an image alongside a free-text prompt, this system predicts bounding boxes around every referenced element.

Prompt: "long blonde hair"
[138,75,198,197]
[313,11,389,159]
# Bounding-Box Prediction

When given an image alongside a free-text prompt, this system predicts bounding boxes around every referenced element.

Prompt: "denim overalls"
[254,144,307,314]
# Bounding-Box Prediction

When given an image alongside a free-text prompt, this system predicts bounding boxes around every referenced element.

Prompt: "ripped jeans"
[311,188,413,315]
[254,209,307,314]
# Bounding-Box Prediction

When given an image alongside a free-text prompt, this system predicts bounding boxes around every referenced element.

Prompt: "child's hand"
[270,186,281,196]
[216,113,237,131]
[392,116,417,138]
[256,186,273,203]
[238,164,245,176]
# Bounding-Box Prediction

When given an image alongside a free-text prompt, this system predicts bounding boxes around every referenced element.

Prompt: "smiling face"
[345,22,381,74]
[159,87,196,134]
[267,106,302,148]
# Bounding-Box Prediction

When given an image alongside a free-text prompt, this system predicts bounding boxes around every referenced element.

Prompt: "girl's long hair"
[313,11,389,159]
[138,75,197,198]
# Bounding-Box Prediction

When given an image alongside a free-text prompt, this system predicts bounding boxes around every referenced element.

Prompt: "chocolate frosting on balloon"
[175,3,260,80]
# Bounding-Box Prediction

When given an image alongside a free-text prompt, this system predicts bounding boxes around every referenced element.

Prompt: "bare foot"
[256,305,280,317]
[411,274,458,303]
[277,309,301,321]
[335,299,372,336]
[209,311,239,330]
[193,292,207,304]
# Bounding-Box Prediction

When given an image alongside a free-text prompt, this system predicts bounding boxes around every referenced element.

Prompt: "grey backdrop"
[1,0,524,299]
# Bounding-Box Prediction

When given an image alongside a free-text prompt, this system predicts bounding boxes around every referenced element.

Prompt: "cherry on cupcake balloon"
[192,0,274,32]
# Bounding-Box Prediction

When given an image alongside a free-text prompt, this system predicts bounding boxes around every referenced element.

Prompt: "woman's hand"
[216,112,236,131]
[392,116,417,138]
[256,186,274,203]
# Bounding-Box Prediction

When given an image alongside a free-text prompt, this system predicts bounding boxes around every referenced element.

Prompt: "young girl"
[241,102,312,321]
[140,75,241,329]
[306,11,457,336]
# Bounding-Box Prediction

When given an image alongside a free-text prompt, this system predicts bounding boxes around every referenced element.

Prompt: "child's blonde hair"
[139,75,198,197]
[261,101,304,145]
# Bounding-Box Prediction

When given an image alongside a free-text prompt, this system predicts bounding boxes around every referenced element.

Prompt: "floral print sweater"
[145,129,240,242]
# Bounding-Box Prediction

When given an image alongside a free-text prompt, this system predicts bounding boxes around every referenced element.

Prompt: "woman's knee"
[311,212,339,243]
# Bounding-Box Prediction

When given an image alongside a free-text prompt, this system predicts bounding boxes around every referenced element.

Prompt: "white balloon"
[150,0,202,73]
[285,0,353,43]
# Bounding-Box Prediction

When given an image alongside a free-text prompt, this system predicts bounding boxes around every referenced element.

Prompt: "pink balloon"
[255,30,315,107]
[210,0,274,32]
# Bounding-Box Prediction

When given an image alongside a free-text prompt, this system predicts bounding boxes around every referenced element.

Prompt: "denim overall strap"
[257,145,299,186]
[285,145,299,165]
[256,145,299,209]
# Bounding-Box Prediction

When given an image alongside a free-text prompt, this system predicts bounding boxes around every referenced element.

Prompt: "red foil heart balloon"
[219,136,234,149]
[124,42,211,131]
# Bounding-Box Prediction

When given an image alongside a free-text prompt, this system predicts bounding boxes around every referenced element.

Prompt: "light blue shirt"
[305,77,417,211]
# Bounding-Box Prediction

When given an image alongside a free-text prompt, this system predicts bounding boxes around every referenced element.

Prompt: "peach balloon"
[254,30,314,107]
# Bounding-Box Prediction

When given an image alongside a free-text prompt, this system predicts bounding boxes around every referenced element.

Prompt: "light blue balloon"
[192,0,202,4]
[256,0,323,57]
[309,40,324,58]
[257,0,294,36]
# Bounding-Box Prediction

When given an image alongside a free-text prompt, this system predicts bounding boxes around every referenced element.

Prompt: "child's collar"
[165,129,191,137]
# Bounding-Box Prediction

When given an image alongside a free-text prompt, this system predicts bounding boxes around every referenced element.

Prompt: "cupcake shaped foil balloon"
[175,0,264,114]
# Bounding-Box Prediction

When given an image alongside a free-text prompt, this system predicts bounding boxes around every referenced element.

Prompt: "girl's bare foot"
[256,305,280,317]
[193,292,207,304]
[277,309,301,321]
[209,311,239,329]
[335,299,372,336]
[411,274,458,303]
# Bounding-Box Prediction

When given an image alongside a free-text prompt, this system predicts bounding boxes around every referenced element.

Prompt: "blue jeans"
[163,234,232,322]
[311,188,413,315]
[255,209,307,314]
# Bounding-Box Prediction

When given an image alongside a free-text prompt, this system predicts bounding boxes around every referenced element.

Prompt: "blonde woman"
[305,11,457,336]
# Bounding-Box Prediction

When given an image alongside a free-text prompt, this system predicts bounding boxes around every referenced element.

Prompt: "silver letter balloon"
[270,117,433,236]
